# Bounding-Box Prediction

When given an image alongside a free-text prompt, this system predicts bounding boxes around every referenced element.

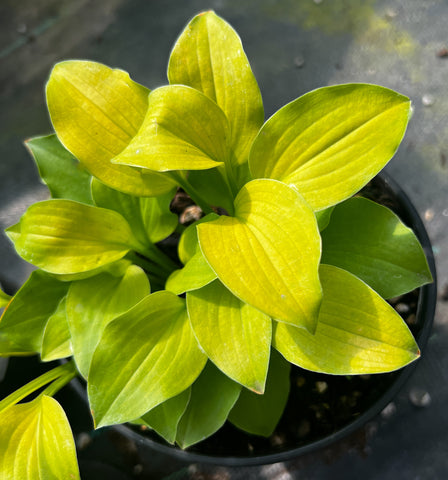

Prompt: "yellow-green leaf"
[168,11,264,183]
[66,265,150,378]
[40,297,72,362]
[88,291,207,427]
[0,396,80,480]
[321,197,433,298]
[0,270,69,353]
[228,349,290,437]
[112,85,228,172]
[6,200,141,274]
[26,134,93,205]
[175,362,242,449]
[187,280,271,392]
[273,264,420,374]
[198,179,322,332]
[0,288,11,309]
[138,389,191,445]
[166,251,217,295]
[250,84,411,210]
[46,60,175,196]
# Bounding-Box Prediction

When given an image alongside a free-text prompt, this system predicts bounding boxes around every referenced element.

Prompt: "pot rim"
[69,172,437,467]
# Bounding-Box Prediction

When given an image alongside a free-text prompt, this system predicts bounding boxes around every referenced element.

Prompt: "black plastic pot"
[67,172,437,467]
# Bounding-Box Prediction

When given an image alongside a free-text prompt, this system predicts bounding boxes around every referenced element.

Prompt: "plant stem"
[0,361,77,414]
[40,367,77,398]
[126,251,173,280]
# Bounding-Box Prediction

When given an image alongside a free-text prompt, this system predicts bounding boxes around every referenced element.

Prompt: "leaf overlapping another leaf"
[250,84,411,211]
[46,60,175,196]
[198,178,322,333]
[6,200,142,274]
[274,264,420,375]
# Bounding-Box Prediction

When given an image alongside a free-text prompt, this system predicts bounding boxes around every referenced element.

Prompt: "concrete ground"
[0,0,447,478]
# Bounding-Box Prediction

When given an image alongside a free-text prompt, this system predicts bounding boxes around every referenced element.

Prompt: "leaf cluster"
[0,11,433,477]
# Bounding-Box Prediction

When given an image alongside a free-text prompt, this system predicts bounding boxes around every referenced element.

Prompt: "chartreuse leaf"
[175,362,242,449]
[6,199,142,274]
[178,213,219,265]
[168,11,264,185]
[198,179,322,332]
[26,134,93,205]
[88,291,207,427]
[0,395,80,480]
[46,60,175,196]
[91,178,177,246]
[321,197,433,298]
[229,349,290,437]
[0,270,69,353]
[40,297,72,362]
[138,389,191,444]
[187,280,271,392]
[250,84,411,211]
[315,206,334,232]
[112,85,229,172]
[166,251,217,295]
[0,288,11,308]
[274,264,420,374]
[67,264,150,379]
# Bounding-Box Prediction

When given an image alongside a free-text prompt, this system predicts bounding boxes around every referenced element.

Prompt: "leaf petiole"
[0,360,77,414]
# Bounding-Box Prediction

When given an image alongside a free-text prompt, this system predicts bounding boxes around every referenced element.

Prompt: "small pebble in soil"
[388,295,404,305]
[296,376,306,387]
[441,152,447,168]
[297,419,311,438]
[422,94,435,107]
[437,47,448,58]
[313,0,323,4]
[395,302,411,314]
[406,313,417,326]
[409,388,432,408]
[381,402,397,419]
[270,433,286,447]
[315,381,328,394]
[133,464,143,475]
[294,54,305,68]
[76,432,92,450]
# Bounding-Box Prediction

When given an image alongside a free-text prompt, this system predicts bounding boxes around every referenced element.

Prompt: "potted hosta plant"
[0,10,435,477]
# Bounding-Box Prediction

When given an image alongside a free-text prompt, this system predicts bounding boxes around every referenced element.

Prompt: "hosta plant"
[0,11,433,477]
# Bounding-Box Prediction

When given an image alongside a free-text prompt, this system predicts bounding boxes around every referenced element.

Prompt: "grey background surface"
[0,0,447,478]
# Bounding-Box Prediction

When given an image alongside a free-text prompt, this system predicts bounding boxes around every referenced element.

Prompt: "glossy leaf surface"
[40,297,72,362]
[178,213,219,265]
[0,270,69,353]
[176,363,242,448]
[187,280,271,392]
[67,265,150,378]
[88,291,206,427]
[198,179,322,332]
[168,11,264,182]
[250,84,411,210]
[92,178,177,245]
[321,197,433,298]
[113,85,228,172]
[0,396,80,480]
[26,134,93,205]
[274,264,420,374]
[166,251,217,295]
[46,60,174,196]
[229,349,290,437]
[139,389,191,444]
[6,200,140,274]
